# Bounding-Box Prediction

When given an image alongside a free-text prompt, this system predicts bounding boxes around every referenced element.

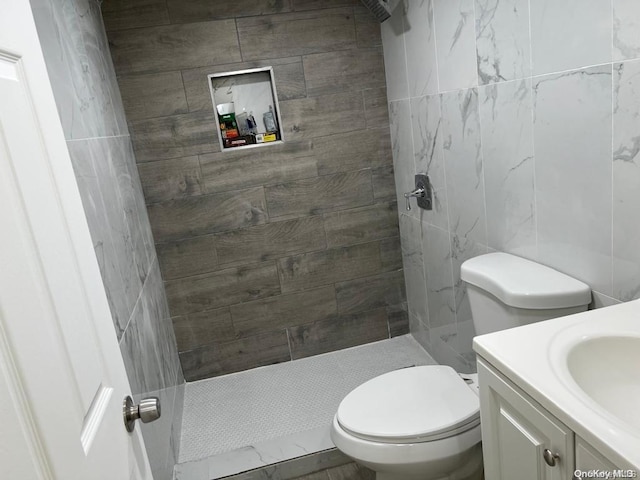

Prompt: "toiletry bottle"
[263,105,277,132]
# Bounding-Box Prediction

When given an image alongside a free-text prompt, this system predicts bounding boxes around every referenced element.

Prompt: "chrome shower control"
[404,174,433,211]
[123,395,161,433]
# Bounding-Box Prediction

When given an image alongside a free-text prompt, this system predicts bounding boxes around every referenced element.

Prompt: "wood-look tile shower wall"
[104,0,406,381]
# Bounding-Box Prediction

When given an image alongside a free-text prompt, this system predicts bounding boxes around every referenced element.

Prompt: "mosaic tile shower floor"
[176,335,434,478]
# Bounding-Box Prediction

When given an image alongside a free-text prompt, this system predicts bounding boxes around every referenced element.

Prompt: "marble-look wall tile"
[529,0,612,76]
[440,87,487,329]
[67,139,130,338]
[613,1,640,61]
[410,94,448,229]
[533,65,613,294]
[32,0,124,140]
[399,214,429,325]
[120,259,174,395]
[381,5,409,101]
[440,88,487,247]
[389,100,416,217]
[403,0,438,97]
[34,1,183,477]
[421,223,456,329]
[475,0,531,85]
[410,313,431,352]
[433,0,478,92]
[479,79,536,258]
[613,60,640,301]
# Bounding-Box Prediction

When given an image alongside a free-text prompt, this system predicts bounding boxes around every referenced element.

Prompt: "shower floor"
[175,335,435,479]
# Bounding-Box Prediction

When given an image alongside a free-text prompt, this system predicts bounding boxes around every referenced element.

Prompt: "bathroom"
[2,0,639,478]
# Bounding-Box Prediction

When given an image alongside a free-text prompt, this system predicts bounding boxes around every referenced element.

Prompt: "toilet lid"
[336,365,479,442]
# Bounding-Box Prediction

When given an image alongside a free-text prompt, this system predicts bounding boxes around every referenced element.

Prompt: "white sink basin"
[564,335,640,431]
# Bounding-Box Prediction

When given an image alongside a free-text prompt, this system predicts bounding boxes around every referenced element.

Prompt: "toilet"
[330,252,591,480]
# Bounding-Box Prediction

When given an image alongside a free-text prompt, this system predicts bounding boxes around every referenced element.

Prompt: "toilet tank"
[461,253,591,336]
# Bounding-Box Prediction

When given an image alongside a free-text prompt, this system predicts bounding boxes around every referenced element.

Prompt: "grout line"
[527,0,539,260]
[610,61,615,297]
[471,0,480,89]
[66,134,130,142]
[432,0,442,94]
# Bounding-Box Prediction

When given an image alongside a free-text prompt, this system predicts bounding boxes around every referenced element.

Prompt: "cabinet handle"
[543,448,560,467]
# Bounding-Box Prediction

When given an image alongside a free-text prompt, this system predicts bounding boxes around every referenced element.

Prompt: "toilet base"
[372,442,484,480]
[377,469,482,480]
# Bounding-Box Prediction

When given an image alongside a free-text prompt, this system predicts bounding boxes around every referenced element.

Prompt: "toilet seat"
[336,365,480,444]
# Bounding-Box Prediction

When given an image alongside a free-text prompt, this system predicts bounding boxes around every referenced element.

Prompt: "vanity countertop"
[473,299,640,470]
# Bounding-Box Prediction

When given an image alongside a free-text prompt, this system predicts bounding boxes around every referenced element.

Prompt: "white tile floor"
[178,335,435,472]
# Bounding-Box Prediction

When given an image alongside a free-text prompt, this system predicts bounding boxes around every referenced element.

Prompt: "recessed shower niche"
[208,67,284,151]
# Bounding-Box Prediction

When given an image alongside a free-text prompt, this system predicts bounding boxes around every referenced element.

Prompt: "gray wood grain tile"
[277,241,382,293]
[167,0,292,24]
[147,187,268,242]
[293,473,329,480]
[303,48,385,97]
[335,270,406,314]
[371,164,396,201]
[102,0,170,31]
[138,156,202,204]
[354,5,382,48]
[179,329,290,380]
[166,262,281,315]
[200,140,316,194]
[156,234,217,280]
[237,8,357,61]
[315,128,392,176]
[323,201,398,247]
[279,91,365,141]
[326,463,375,480]
[109,20,240,75]
[265,170,373,220]
[182,58,306,113]
[363,87,389,129]
[288,308,389,359]
[215,216,327,267]
[291,0,357,11]
[130,111,220,162]
[379,236,403,270]
[388,303,409,337]
[118,71,188,121]
[231,286,337,337]
[219,449,350,480]
[172,307,235,351]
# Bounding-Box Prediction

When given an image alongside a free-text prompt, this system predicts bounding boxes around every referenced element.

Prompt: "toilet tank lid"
[460,253,591,309]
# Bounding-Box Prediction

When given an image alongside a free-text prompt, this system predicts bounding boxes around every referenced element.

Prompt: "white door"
[0,0,154,479]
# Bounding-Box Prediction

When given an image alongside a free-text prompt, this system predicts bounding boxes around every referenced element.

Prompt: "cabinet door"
[478,359,575,480]
[575,437,617,474]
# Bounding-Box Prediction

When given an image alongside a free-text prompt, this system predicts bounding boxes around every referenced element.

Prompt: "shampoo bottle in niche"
[263,105,278,132]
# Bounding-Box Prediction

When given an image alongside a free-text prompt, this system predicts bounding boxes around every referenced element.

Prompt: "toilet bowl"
[331,252,592,479]
[330,366,484,480]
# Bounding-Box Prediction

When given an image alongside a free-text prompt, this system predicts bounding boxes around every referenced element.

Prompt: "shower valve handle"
[404,187,425,211]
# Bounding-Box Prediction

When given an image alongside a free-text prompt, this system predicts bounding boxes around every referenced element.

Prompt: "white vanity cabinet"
[478,358,575,480]
[575,437,618,473]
